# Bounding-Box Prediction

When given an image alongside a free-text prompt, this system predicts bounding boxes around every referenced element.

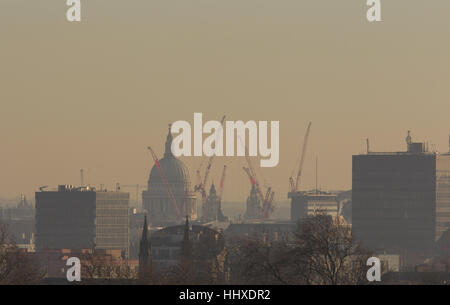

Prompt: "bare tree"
[0,224,44,285]
[225,236,296,285]
[80,251,137,282]
[225,212,371,285]
[291,212,371,285]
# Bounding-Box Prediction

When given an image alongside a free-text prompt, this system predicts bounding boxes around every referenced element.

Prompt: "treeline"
[0,213,372,285]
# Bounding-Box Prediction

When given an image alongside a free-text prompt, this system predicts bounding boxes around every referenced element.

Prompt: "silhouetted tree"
[225,212,371,285]
[225,236,296,284]
[0,224,44,284]
[291,212,371,285]
[79,250,137,282]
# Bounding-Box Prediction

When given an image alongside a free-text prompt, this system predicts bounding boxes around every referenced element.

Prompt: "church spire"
[164,124,174,158]
[179,216,194,281]
[183,216,190,242]
[139,215,152,281]
[180,216,193,265]
[141,215,149,243]
[209,183,216,195]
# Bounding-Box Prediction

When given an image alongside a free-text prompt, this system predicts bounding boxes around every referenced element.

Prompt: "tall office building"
[352,133,450,257]
[35,185,130,257]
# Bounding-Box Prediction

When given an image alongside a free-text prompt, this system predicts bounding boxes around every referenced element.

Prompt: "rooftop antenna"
[366,138,370,154]
[315,156,318,193]
[80,169,84,187]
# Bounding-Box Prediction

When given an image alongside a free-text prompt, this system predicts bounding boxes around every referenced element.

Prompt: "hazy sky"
[1,1,450,203]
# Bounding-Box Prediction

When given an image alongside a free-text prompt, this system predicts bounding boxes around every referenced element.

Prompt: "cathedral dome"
[147,126,192,194]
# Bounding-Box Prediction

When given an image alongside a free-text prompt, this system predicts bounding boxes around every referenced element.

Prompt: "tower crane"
[290,122,312,193]
[243,166,255,186]
[194,115,226,222]
[147,146,183,221]
[242,166,274,219]
[218,165,227,201]
[239,136,275,220]
[261,189,275,219]
[80,169,84,186]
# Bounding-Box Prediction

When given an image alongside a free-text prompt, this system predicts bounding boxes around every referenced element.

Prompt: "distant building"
[142,126,197,226]
[0,194,35,250]
[352,132,450,259]
[288,191,339,221]
[204,184,228,222]
[244,185,261,220]
[35,185,129,257]
[151,219,225,269]
[225,221,296,243]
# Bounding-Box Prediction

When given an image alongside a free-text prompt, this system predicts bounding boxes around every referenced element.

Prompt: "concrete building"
[352,132,450,258]
[289,191,339,221]
[142,126,197,226]
[35,185,130,257]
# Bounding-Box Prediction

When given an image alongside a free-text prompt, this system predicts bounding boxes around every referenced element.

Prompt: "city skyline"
[2,0,450,201]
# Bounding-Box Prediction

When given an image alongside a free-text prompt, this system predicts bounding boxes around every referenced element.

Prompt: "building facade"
[35,185,129,257]
[289,191,339,221]
[352,138,450,256]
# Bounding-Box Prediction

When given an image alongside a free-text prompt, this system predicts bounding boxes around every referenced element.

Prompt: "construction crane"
[243,166,256,186]
[218,165,227,201]
[290,121,312,193]
[239,138,265,203]
[80,169,84,186]
[242,166,274,219]
[147,146,183,221]
[194,115,226,221]
[264,187,272,203]
[239,135,275,219]
[261,189,275,219]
